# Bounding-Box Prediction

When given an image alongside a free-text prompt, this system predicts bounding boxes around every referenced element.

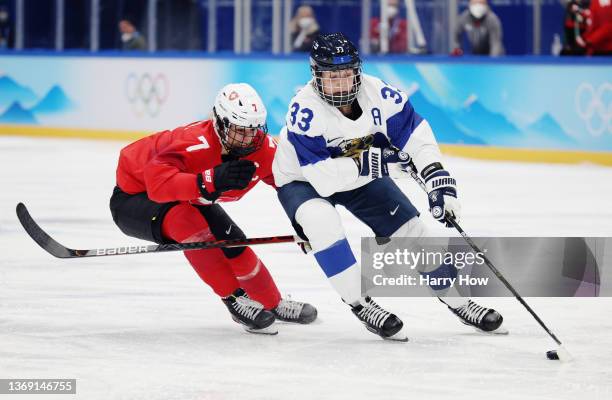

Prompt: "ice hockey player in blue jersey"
[272,32,506,341]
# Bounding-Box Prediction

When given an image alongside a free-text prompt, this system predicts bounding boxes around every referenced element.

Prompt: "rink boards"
[0,53,610,165]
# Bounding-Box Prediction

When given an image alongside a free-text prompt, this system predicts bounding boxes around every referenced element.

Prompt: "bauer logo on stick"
[96,246,149,256]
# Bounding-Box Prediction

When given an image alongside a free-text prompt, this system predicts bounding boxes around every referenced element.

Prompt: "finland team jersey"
[272,73,443,197]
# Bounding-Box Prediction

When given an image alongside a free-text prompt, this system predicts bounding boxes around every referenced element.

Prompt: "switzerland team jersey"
[116,119,277,205]
[272,73,442,197]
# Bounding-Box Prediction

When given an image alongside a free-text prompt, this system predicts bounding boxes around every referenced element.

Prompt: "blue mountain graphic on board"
[409,90,485,145]
[0,75,38,109]
[30,85,74,114]
[452,99,525,146]
[525,113,577,148]
[0,101,38,124]
[526,113,575,143]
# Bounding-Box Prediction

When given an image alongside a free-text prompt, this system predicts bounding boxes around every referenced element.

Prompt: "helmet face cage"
[213,107,268,157]
[309,33,362,107]
[311,62,362,107]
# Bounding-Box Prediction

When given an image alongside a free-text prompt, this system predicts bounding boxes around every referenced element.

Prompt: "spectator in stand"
[119,19,147,51]
[0,6,10,49]
[576,0,612,55]
[452,0,505,56]
[369,0,408,53]
[560,0,590,55]
[289,5,320,53]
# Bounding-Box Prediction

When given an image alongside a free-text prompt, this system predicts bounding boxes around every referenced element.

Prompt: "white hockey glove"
[421,162,461,227]
[355,147,411,180]
[384,149,413,179]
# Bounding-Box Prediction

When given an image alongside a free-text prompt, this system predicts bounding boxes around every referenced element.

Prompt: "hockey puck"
[546,350,559,360]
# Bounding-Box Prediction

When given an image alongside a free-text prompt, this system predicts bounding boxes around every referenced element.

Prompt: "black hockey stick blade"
[16,202,300,259]
[16,202,74,258]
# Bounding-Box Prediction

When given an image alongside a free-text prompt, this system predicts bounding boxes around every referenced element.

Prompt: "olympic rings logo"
[574,82,612,137]
[125,73,169,117]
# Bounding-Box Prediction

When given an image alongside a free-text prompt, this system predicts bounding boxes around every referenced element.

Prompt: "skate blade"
[484,325,509,335]
[364,325,408,342]
[458,319,509,335]
[231,316,278,335]
[244,325,279,335]
[382,331,409,342]
[473,325,509,335]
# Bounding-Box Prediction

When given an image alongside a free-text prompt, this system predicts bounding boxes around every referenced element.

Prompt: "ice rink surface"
[1,136,612,400]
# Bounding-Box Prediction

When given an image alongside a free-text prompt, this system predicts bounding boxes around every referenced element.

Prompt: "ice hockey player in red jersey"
[110,83,317,335]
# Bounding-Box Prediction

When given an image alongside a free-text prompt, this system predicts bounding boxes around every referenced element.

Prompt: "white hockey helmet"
[213,83,268,156]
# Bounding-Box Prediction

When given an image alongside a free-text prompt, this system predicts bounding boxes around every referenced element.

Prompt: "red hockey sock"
[228,247,281,309]
[162,203,239,298]
[183,249,240,297]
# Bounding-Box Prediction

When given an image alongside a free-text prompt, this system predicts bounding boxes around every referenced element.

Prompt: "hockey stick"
[402,161,572,361]
[16,202,300,259]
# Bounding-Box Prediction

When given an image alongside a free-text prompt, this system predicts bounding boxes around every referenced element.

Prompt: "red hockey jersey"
[584,0,612,54]
[116,120,276,204]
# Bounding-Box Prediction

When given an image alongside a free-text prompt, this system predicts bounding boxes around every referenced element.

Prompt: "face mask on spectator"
[121,33,134,43]
[469,3,488,19]
[298,17,314,29]
[387,6,399,18]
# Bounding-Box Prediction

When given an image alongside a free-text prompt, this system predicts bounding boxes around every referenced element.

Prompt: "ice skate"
[272,296,318,324]
[222,288,278,335]
[351,297,407,342]
[443,298,508,335]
